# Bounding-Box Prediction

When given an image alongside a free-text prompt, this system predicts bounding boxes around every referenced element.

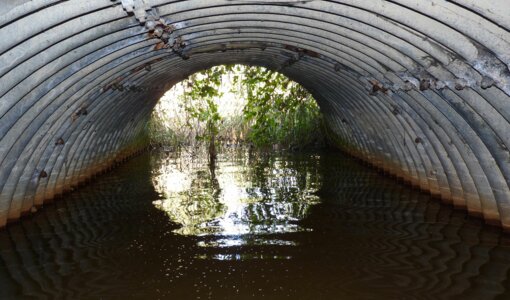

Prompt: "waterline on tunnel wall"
[151,147,321,238]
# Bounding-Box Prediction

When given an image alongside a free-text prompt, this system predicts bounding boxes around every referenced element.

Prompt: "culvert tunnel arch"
[0,0,510,229]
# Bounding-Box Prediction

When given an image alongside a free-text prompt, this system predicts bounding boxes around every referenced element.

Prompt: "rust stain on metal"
[284,44,320,58]
[154,41,166,51]
[39,170,48,179]
[102,76,125,92]
[148,19,176,49]
[368,79,389,95]
[131,65,144,74]
[71,106,88,122]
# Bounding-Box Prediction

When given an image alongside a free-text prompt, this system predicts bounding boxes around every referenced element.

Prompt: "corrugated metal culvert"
[1,0,510,229]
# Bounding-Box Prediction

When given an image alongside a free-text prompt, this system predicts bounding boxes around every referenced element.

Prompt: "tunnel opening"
[147,64,324,154]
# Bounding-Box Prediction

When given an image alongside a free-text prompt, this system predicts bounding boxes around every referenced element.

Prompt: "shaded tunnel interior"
[1,0,510,229]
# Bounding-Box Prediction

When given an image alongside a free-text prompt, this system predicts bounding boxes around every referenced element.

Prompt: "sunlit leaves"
[239,66,321,147]
[150,64,323,149]
[180,67,225,143]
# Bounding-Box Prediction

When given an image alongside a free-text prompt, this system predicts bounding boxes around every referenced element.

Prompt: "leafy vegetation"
[147,65,324,152]
[240,67,322,148]
[180,68,224,159]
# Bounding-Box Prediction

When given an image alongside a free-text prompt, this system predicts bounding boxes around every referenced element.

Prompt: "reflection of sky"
[151,150,320,239]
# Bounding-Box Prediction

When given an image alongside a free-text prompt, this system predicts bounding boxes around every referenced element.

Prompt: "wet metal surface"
[1,148,510,299]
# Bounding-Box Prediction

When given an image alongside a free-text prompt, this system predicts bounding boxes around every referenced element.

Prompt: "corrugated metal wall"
[1,0,509,229]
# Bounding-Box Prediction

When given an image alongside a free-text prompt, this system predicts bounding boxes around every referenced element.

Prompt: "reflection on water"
[1,148,510,299]
[151,148,320,237]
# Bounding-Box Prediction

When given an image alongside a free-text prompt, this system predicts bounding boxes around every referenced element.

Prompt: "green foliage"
[241,67,322,148]
[181,67,224,144]
[147,112,183,147]
[148,64,323,150]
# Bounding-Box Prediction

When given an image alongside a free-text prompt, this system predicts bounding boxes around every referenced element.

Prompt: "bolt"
[455,79,467,91]
[419,79,430,91]
[402,80,414,91]
[75,107,87,116]
[481,76,495,89]
[145,20,156,30]
[154,26,164,37]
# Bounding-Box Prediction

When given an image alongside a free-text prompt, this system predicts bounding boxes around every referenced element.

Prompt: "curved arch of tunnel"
[0,1,509,230]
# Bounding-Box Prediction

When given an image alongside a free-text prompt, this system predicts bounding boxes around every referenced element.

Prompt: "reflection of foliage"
[152,149,322,236]
[153,155,224,236]
[148,65,323,149]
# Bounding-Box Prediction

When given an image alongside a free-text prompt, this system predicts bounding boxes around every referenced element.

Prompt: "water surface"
[1,148,510,299]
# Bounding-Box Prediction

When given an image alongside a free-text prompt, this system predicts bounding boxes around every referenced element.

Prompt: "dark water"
[2,148,510,299]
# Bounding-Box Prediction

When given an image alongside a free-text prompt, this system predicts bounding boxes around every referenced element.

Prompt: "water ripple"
[0,149,510,299]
